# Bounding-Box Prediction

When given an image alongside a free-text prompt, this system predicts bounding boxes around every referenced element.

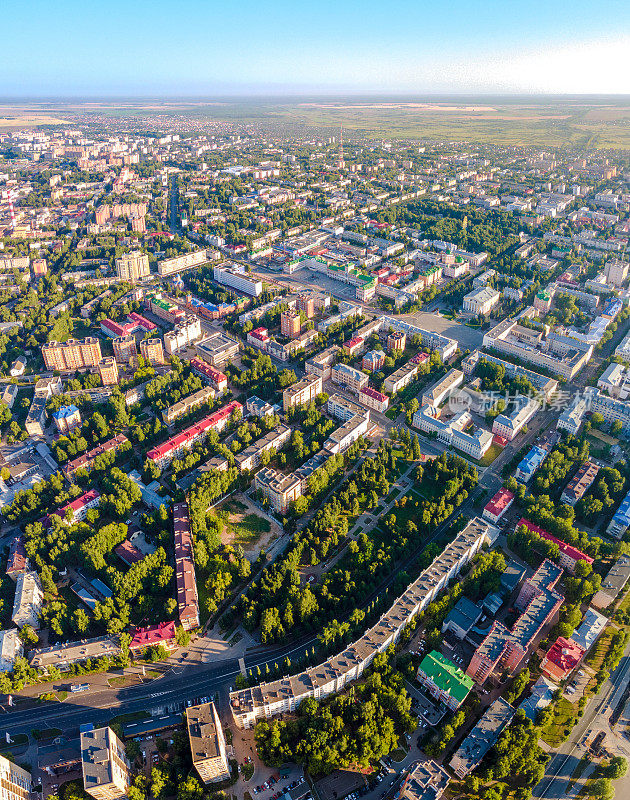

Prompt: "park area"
[217,494,280,560]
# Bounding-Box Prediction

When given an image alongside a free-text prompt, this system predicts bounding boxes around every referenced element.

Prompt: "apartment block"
[81,727,130,800]
[235,424,292,472]
[195,333,240,367]
[383,362,419,395]
[282,374,322,412]
[173,501,199,630]
[332,362,369,392]
[187,702,231,784]
[161,386,216,424]
[561,460,600,506]
[358,386,389,413]
[421,369,464,407]
[115,251,150,283]
[190,357,228,392]
[139,337,165,365]
[230,517,495,728]
[213,264,262,296]
[324,411,371,454]
[449,699,515,779]
[280,309,302,338]
[255,467,303,513]
[113,335,136,363]
[0,754,31,800]
[12,571,44,629]
[164,315,202,355]
[98,357,119,386]
[492,396,538,441]
[467,560,563,685]
[305,345,341,381]
[42,337,102,371]
[416,651,473,710]
[157,249,208,276]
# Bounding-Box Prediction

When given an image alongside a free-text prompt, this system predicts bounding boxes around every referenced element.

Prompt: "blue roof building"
[515,445,547,483]
[607,489,630,539]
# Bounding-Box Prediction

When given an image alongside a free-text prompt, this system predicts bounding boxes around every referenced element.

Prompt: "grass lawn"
[475,443,503,467]
[223,498,248,514]
[540,698,576,747]
[32,727,62,741]
[385,408,398,420]
[589,429,619,446]
[390,747,408,762]
[229,513,271,547]
[108,711,149,727]
[0,733,28,751]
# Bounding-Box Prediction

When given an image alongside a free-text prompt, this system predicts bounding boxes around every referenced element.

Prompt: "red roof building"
[516,518,593,574]
[6,536,28,581]
[190,357,228,392]
[54,489,101,523]
[147,401,242,467]
[129,620,177,651]
[114,539,145,566]
[100,318,135,338]
[483,488,515,525]
[63,433,129,476]
[343,336,365,357]
[173,501,199,630]
[541,636,585,682]
[127,311,157,332]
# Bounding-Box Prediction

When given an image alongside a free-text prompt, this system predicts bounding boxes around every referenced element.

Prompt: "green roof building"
[417,650,473,710]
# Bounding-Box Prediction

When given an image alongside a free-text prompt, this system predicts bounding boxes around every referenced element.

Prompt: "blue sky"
[3,0,630,96]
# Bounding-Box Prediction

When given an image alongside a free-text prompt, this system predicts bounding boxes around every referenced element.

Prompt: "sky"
[2,0,630,97]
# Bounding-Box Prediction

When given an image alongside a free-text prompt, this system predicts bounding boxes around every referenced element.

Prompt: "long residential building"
[186,702,231,784]
[12,571,44,629]
[383,361,419,395]
[63,434,129,477]
[147,401,242,468]
[190,357,228,391]
[305,345,341,381]
[229,517,498,728]
[164,315,202,355]
[234,424,292,472]
[378,316,458,361]
[421,369,464,406]
[492,396,539,441]
[0,752,32,800]
[158,249,208,276]
[42,337,102,371]
[173,501,199,630]
[607,488,630,539]
[161,386,216,424]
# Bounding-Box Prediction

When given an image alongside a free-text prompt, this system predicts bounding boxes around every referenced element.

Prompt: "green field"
[7,98,630,148]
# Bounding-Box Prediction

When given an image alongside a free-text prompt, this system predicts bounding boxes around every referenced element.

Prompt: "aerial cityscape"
[2,4,630,800]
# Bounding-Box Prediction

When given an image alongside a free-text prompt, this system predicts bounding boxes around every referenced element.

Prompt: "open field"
[3,97,630,147]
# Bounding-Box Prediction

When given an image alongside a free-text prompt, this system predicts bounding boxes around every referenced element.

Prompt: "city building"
[0,755,31,800]
[461,350,558,400]
[442,597,482,640]
[42,337,102,371]
[282,374,322,413]
[0,629,23,672]
[280,310,302,339]
[195,332,240,367]
[482,488,515,525]
[157,249,208,277]
[362,350,386,372]
[63,434,129,478]
[557,396,588,436]
[147,401,242,468]
[161,386,216,424]
[387,330,406,352]
[492,396,538,441]
[482,318,593,381]
[540,636,585,682]
[305,345,341,381]
[467,560,563,685]
[113,335,137,363]
[12,571,44,629]
[98,357,119,386]
[173,501,199,630]
[230,518,496,728]
[323,411,371,454]
[515,446,548,483]
[115,251,150,283]
[516,519,593,574]
[592,555,630,609]
[561,460,600,506]
[449,699,515,779]
[190,357,228,392]
[331,362,369,392]
[394,761,450,800]
[246,396,275,418]
[518,675,556,723]
[81,726,130,800]
[186,702,231,784]
[416,651,473,711]
[463,286,500,316]
[235,424,292,472]
[383,361,419,395]
[343,336,365,358]
[255,467,303,514]
[607,489,630,539]
[54,489,102,524]
[421,369,464,407]
[571,608,607,653]
[358,386,389,413]
[213,264,262,296]
[139,337,165,365]
[164,315,202,355]
[53,404,81,434]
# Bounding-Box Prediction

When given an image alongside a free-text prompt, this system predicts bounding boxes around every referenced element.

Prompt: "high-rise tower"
[338,125,345,170]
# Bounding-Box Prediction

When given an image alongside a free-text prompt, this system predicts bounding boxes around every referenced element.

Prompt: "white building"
[164,315,202,355]
[492,396,538,441]
[331,363,369,392]
[463,286,500,316]
[12,571,44,629]
[213,265,262,296]
[557,396,588,436]
[0,629,24,671]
